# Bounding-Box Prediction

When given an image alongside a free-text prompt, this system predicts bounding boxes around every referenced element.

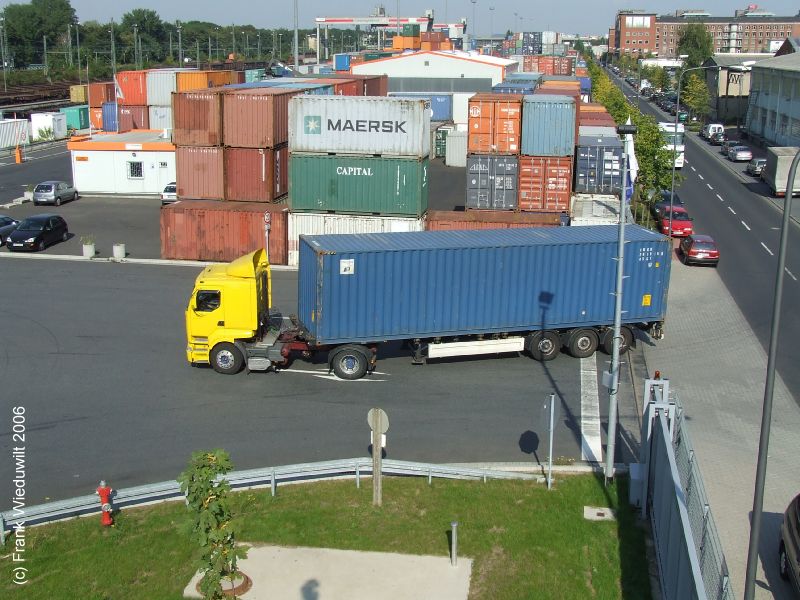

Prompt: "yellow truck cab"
[186,249,271,372]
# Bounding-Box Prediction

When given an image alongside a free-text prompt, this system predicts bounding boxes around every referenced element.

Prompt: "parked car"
[6,214,68,252]
[779,493,800,593]
[160,181,178,205]
[746,157,767,176]
[679,235,720,266]
[658,206,694,237]
[701,123,725,140]
[728,145,753,162]
[720,140,740,156]
[32,180,78,206]
[709,131,728,146]
[0,214,20,246]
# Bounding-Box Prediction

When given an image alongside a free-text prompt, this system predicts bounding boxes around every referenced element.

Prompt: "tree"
[681,72,711,118]
[677,22,713,68]
[178,450,247,600]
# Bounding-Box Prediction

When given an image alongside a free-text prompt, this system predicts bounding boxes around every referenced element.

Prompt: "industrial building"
[744,52,800,146]
[702,54,773,123]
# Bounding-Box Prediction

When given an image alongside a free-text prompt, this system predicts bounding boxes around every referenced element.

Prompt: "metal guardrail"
[0,458,542,543]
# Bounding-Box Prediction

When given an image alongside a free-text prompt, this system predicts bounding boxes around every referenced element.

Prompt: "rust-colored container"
[539,80,580,91]
[176,146,225,200]
[89,107,103,129]
[468,93,523,154]
[224,145,289,202]
[87,82,116,108]
[575,67,589,77]
[579,113,617,127]
[176,70,237,92]
[222,88,299,148]
[517,155,573,213]
[581,103,608,114]
[338,73,387,96]
[314,78,360,96]
[234,71,246,84]
[160,200,289,264]
[425,209,560,230]
[172,88,225,146]
[118,105,150,131]
[116,70,148,106]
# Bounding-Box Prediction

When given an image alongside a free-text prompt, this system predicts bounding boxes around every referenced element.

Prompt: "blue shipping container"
[298,226,670,344]
[521,95,576,157]
[334,53,351,71]
[579,77,592,93]
[101,102,118,132]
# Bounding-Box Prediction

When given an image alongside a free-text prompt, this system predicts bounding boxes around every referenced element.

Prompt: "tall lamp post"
[668,63,720,238]
[293,0,299,69]
[75,21,81,81]
[176,21,183,64]
[470,0,477,46]
[743,150,800,599]
[489,7,494,48]
[605,122,637,484]
[0,17,8,92]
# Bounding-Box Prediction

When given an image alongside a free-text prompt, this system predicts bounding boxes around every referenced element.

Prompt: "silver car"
[728,146,753,162]
[32,180,78,206]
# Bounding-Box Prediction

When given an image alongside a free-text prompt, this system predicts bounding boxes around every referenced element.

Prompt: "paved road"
[0,256,642,506]
[0,142,72,204]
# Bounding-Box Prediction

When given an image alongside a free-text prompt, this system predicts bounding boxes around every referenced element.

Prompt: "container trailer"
[186,227,670,379]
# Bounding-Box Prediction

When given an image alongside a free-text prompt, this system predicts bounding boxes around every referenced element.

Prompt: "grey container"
[465,155,518,210]
[445,130,468,167]
[574,135,624,195]
[578,125,618,138]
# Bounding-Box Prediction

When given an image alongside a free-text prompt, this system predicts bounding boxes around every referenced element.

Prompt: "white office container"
[0,119,30,149]
[30,112,68,141]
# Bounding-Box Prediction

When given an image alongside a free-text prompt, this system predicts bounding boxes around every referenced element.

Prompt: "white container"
[30,112,68,141]
[444,130,468,168]
[288,212,424,267]
[542,31,558,45]
[0,119,30,149]
[148,105,173,130]
[146,68,194,106]
[578,125,618,138]
[288,96,431,158]
[452,93,476,125]
[570,194,626,227]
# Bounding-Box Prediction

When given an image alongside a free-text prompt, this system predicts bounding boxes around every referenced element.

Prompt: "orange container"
[176,146,224,200]
[468,94,523,154]
[176,70,237,92]
[88,107,103,129]
[172,88,225,147]
[581,103,608,114]
[87,82,115,108]
[224,145,289,202]
[540,80,580,90]
[116,70,147,106]
[222,88,299,148]
[517,155,573,212]
[425,209,560,230]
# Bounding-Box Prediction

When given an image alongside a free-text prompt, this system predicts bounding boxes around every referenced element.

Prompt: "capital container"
[517,155,573,212]
[297,225,671,345]
[88,82,116,108]
[574,135,624,195]
[465,155,518,210]
[224,145,289,203]
[223,88,300,148]
[118,105,149,131]
[116,70,148,106]
[176,146,224,200]
[289,96,431,158]
[492,82,536,95]
[425,209,560,230]
[287,212,424,266]
[101,102,119,132]
[520,95,576,157]
[172,88,225,146]
[467,93,523,154]
[160,199,288,264]
[59,105,89,130]
[148,105,173,130]
[289,153,428,217]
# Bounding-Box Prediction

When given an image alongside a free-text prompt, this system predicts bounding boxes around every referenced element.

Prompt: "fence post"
[271,468,276,497]
[356,463,360,489]
[0,515,5,545]
[428,467,432,485]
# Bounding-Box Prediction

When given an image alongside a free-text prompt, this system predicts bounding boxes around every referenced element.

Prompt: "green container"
[402,24,421,36]
[59,105,89,130]
[245,68,266,83]
[434,128,451,158]
[290,154,428,216]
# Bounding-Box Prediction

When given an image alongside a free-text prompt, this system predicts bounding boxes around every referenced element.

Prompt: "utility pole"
[76,22,81,82]
[169,30,173,60]
[133,24,138,69]
[43,35,48,76]
[0,17,7,92]
[208,35,212,65]
[293,0,299,68]
[257,32,261,59]
[177,21,183,65]
[232,26,235,56]
[196,39,200,65]
[110,21,116,77]
[67,23,73,66]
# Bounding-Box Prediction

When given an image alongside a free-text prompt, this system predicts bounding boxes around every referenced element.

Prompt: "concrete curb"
[0,251,299,270]
[0,197,30,209]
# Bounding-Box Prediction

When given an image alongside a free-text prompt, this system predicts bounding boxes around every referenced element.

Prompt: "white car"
[160,182,177,205]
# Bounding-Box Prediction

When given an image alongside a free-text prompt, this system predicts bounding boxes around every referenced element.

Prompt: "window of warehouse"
[128,161,144,179]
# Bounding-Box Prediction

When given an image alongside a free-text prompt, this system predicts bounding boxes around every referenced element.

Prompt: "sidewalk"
[641,249,799,599]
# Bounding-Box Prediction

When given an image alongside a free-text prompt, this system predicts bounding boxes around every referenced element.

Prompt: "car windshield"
[692,241,716,250]
[18,219,44,231]
[165,185,176,193]
[663,209,689,219]
[34,184,53,192]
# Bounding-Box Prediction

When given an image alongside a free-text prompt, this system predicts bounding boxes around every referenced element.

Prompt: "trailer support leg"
[411,339,426,365]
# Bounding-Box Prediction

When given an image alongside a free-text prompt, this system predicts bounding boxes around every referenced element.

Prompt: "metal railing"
[0,458,542,543]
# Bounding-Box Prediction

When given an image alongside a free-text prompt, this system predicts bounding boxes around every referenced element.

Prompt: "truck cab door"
[188,289,224,342]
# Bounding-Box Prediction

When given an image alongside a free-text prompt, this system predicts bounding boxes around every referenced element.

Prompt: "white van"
[701,123,724,140]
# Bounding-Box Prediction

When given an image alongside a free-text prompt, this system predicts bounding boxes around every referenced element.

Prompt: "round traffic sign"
[367,408,389,434]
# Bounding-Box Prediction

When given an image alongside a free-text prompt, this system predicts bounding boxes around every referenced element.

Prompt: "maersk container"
[101,102,119,132]
[288,96,431,158]
[521,95,576,157]
[297,226,671,345]
[289,153,428,216]
[574,135,624,195]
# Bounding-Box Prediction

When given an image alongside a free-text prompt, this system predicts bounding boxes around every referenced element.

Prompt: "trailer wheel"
[568,329,598,358]
[210,342,244,375]
[526,331,560,362]
[331,346,369,380]
[601,326,634,356]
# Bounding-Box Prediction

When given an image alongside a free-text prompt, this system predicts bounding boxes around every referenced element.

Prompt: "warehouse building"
[68,131,176,195]
[744,52,800,146]
[702,53,772,123]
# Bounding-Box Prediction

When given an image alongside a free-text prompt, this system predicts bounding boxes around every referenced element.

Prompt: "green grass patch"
[2,474,651,600]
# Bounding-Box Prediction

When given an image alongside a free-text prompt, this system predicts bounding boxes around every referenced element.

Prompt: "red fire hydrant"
[96,480,114,527]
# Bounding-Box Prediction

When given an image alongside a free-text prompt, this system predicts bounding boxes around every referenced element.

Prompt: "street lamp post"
[278,33,283,61]
[293,0,299,69]
[109,21,116,77]
[76,21,81,81]
[67,23,73,66]
[470,0,477,44]
[176,22,183,64]
[132,24,138,70]
[257,32,261,59]
[743,150,800,599]
[0,17,7,92]
[489,7,495,46]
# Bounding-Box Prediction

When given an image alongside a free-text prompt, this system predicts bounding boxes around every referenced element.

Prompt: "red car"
[659,206,694,237]
[679,234,719,266]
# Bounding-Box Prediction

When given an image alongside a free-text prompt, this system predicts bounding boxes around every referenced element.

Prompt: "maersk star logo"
[304,115,322,134]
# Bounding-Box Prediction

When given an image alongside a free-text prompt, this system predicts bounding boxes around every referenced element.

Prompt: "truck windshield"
[196,290,220,312]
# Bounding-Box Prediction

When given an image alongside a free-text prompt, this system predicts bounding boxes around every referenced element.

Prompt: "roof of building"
[657,15,800,23]
[751,51,800,72]
[705,53,775,67]
[776,37,800,55]
[67,130,175,151]
[354,50,515,69]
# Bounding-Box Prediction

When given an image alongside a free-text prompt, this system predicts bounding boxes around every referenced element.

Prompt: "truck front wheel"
[210,342,244,375]
[331,346,369,380]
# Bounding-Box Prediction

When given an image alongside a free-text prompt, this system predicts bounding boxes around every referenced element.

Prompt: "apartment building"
[612,10,657,56]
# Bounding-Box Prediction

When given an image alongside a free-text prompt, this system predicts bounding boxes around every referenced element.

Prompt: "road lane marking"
[690,165,697,172]
[716,194,724,202]
[741,221,751,231]
[707,183,713,190]
[698,174,705,180]
[761,242,774,256]
[728,206,736,215]
[580,357,603,463]
[786,268,798,281]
